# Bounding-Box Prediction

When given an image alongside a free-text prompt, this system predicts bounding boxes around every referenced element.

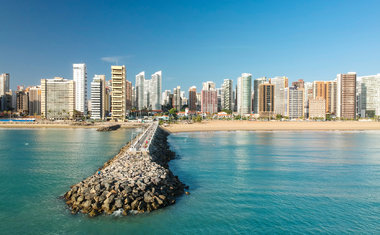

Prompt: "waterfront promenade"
[162,120,380,133]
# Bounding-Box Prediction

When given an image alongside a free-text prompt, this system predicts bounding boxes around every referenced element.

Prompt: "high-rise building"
[292,79,304,89]
[132,87,136,109]
[104,81,111,117]
[326,81,337,115]
[237,73,252,115]
[144,78,151,109]
[91,75,106,120]
[258,83,274,117]
[0,73,10,96]
[126,80,132,112]
[73,64,87,115]
[337,72,356,119]
[309,98,326,119]
[16,89,29,114]
[111,65,126,121]
[312,80,337,115]
[173,86,181,110]
[253,77,267,114]
[196,92,201,111]
[221,79,233,111]
[135,71,145,110]
[287,87,304,119]
[304,82,313,118]
[162,90,171,106]
[150,71,162,110]
[28,86,41,116]
[270,76,288,116]
[41,77,75,119]
[188,86,197,111]
[216,88,222,111]
[313,81,326,99]
[357,74,380,117]
[201,81,218,114]
[0,73,10,111]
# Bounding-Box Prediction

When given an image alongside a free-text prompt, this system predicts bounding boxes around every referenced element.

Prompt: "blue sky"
[1,0,380,92]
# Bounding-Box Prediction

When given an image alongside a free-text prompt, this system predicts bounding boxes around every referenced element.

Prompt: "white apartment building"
[150,71,162,110]
[357,74,380,117]
[270,76,288,116]
[73,63,87,115]
[91,75,106,120]
[135,71,145,110]
[41,77,75,119]
[237,73,252,115]
[221,79,233,111]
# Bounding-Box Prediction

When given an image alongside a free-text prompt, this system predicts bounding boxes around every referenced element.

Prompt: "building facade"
[309,98,326,119]
[16,89,29,114]
[253,77,267,114]
[150,71,162,110]
[188,86,197,111]
[111,65,126,121]
[0,73,10,111]
[337,73,356,119]
[91,75,106,120]
[287,87,304,119]
[237,73,252,115]
[41,77,75,119]
[73,63,87,115]
[304,82,313,118]
[201,81,218,114]
[270,76,288,116]
[221,79,233,111]
[28,86,41,116]
[135,71,145,110]
[258,83,274,117]
[173,86,181,111]
[357,74,380,117]
[126,80,132,112]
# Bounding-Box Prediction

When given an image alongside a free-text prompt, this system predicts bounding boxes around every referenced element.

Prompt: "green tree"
[169,108,178,120]
[221,109,232,114]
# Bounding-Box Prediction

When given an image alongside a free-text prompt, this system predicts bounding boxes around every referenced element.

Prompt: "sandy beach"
[161,120,380,133]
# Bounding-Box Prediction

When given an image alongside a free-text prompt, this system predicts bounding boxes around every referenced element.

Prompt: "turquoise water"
[1,130,380,234]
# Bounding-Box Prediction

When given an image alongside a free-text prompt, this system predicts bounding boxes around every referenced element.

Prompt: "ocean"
[1,129,380,234]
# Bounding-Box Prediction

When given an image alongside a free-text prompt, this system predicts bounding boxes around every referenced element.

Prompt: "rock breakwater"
[96,124,121,132]
[63,126,186,216]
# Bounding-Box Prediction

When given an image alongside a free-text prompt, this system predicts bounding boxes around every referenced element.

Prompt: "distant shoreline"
[161,120,380,133]
[0,123,144,129]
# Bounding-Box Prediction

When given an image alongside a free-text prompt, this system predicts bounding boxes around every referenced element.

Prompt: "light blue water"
[1,130,380,234]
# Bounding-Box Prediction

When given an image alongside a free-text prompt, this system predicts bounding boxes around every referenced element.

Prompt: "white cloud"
[100,55,133,64]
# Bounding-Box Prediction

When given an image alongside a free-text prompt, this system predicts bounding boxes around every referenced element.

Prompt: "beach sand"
[162,120,380,133]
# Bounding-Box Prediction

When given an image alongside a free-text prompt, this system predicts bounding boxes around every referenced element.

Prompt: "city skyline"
[1,0,380,91]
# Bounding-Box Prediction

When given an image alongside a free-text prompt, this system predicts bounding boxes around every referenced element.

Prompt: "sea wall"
[63,125,186,217]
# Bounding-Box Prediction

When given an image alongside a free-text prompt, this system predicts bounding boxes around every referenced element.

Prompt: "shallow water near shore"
[1,129,380,234]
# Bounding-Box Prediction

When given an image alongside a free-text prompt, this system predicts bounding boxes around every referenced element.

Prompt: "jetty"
[96,124,121,132]
[64,121,186,216]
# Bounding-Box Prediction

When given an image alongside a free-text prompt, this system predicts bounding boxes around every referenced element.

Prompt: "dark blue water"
[1,130,380,234]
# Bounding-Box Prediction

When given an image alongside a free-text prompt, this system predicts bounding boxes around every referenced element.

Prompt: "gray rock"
[114,198,123,209]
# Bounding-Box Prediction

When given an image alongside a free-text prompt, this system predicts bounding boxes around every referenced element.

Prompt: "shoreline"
[0,123,145,129]
[161,120,380,133]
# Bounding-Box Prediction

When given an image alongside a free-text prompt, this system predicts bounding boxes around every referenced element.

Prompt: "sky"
[1,0,380,93]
